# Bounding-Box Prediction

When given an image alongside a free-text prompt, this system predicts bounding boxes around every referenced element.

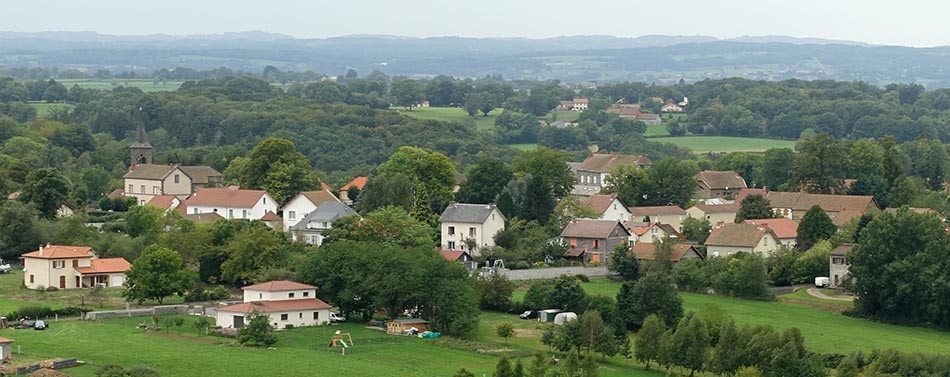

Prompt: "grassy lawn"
[0,271,179,316]
[550,111,581,122]
[644,124,669,137]
[507,143,538,151]
[776,288,854,314]
[575,279,950,355]
[651,136,796,153]
[28,102,74,117]
[398,107,502,131]
[57,79,184,92]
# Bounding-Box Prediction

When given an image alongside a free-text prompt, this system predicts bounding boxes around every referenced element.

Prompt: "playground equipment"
[329,330,353,351]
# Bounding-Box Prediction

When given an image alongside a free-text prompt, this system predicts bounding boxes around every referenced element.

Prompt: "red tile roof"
[698,170,747,190]
[183,187,269,208]
[627,222,654,236]
[21,245,94,259]
[217,298,332,313]
[321,182,332,192]
[577,153,651,172]
[831,243,854,256]
[440,250,468,261]
[628,205,686,216]
[0,337,13,343]
[631,243,703,262]
[743,218,798,239]
[736,188,768,203]
[260,210,281,221]
[242,280,317,291]
[146,195,179,210]
[340,177,368,191]
[582,195,619,214]
[76,258,131,274]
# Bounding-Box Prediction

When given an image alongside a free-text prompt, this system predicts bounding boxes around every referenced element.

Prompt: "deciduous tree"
[123,246,194,304]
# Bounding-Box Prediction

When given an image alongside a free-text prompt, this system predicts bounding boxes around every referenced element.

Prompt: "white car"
[815,277,830,288]
[330,313,346,323]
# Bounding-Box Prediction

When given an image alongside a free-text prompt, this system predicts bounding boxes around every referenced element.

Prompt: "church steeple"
[130,114,152,167]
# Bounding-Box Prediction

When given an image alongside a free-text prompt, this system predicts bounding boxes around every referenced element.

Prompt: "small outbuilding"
[386,319,429,335]
[553,312,577,325]
[538,309,562,322]
[0,337,13,361]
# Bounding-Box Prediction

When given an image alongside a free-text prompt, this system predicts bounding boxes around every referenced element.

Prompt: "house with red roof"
[339,176,367,204]
[631,242,703,264]
[217,280,332,329]
[280,189,341,231]
[21,244,131,290]
[581,194,630,222]
[743,218,798,247]
[627,222,682,245]
[441,250,477,272]
[180,187,278,221]
[145,195,181,212]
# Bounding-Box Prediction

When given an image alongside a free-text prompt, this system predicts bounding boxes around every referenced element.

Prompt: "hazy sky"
[5,0,949,47]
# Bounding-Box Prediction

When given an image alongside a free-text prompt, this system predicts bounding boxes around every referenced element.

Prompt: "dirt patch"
[145,331,219,344]
[807,287,855,302]
[29,368,69,377]
[513,329,541,338]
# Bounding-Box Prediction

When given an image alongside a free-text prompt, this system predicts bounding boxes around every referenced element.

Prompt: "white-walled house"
[181,187,277,221]
[581,195,630,222]
[281,190,341,231]
[439,203,506,254]
[217,280,332,329]
[705,223,781,258]
[289,202,359,245]
[21,245,130,290]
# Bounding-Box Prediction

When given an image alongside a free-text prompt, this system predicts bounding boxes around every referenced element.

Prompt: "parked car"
[815,277,830,288]
[519,310,539,320]
[330,312,346,323]
[33,320,47,330]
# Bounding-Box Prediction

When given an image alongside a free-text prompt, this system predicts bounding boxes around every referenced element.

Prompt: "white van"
[814,277,830,288]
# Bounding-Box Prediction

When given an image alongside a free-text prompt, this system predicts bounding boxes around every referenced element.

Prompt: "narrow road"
[806,287,854,302]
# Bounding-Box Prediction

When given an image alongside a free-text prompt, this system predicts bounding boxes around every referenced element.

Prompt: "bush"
[512,261,531,270]
[45,286,59,292]
[284,324,294,329]
[183,285,231,302]
[574,274,590,283]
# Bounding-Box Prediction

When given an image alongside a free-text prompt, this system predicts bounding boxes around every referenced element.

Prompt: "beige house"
[123,124,222,205]
[217,280,332,329]
[743,218,798,247]
[766,192,878,224]
[21,245,130,290]
[574,153,652,193]
[628,205,687,231]
[627,222,681,245]
[439,203,506,254]
[581,194,631,222]
[697,171,747,199]
[338,176,367,204]
[830,243,854,289]
[705,223,780,257]
[686,203,740,225]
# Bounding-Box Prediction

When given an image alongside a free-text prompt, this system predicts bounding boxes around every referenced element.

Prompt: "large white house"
[216,280,332,329]
[280,190,341,231]
[289,202,360,245]
[581,194,631,222]
[21,244,130,290]
[439,203,506,254]
[181,187,278,221]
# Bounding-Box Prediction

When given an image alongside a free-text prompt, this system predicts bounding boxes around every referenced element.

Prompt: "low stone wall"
[499,266,610,281]
[84,305,189,321]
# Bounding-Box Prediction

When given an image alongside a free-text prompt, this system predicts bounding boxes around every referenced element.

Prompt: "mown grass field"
[28,102,74,117]
[57,79,184,92]
[0,271,179,315]
[651,136,796,153]
[397,106,502,131]
[576,279,950,355]
[508,143,538,151]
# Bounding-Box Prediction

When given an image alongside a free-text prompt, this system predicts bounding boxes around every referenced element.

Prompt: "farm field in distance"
[652,135,797,153]
[28,102,74,117]
[57,79,184,92]
[396,106,502,131]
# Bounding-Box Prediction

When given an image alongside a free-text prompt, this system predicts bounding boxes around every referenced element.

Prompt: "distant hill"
[2,32,950,87]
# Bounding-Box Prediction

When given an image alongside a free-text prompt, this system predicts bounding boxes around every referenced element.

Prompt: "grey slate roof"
[439,203,504,223]
[291,202,359,230]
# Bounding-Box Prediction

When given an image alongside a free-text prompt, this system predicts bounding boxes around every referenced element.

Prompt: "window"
[139,185,146,194]
[242,210,248,219]
[72,260,78,268]
[53,260,65,269]
[299,313,303,318]
[174,174,180,184]
[263,197,267,204]
[313,312,320,320]
[152,186,159,195]
[569,239,577,248]
[228,209,234,219]
[193,208,199,214]
[832,257,846,265]
[303,291,309,297]
[289,292,295,298]
[128,184,133,193]
[469,227,476,237]
[289,211,296,220]
[593,240,601,249]
[448,226,455,235]
[448,241,456,250]
[29,275,34,283]
[280,314,288,321]
[259,293,262,299]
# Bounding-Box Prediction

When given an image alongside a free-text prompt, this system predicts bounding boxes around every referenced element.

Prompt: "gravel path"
[806,287,855,302]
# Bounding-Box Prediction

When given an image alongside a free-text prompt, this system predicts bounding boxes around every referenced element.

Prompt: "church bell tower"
[130,122,152,167]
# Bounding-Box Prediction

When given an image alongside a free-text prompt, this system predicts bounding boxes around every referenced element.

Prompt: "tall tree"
[357,173,414,214]
[0,200,43,259]
[609,244,639,281]
[322,206,433,249]
[635,314,666,370]
[681,218,712,244]
[847,139,885,178]
[758,148,794,190]
[19,168,71,219]
[671,315,709,377]
[512,147,574,199]
[792,133,844,193]
[519,174,555,224]
[617,272,682,329]
[455,158,513,204]
[123,245,195,304]
[390,78,425,109]
[645,158,698,207]
[604,165,651,207]
[239,137,318,204]
[377,146,456,220]
[795,205,836,249]
[735,194,774,222]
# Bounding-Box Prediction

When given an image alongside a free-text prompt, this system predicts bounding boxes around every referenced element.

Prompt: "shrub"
[512,261,531,270]
[574,274,590,283]
[184,285,231,302]
[45,286,58,292]
[284,324,295,330]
